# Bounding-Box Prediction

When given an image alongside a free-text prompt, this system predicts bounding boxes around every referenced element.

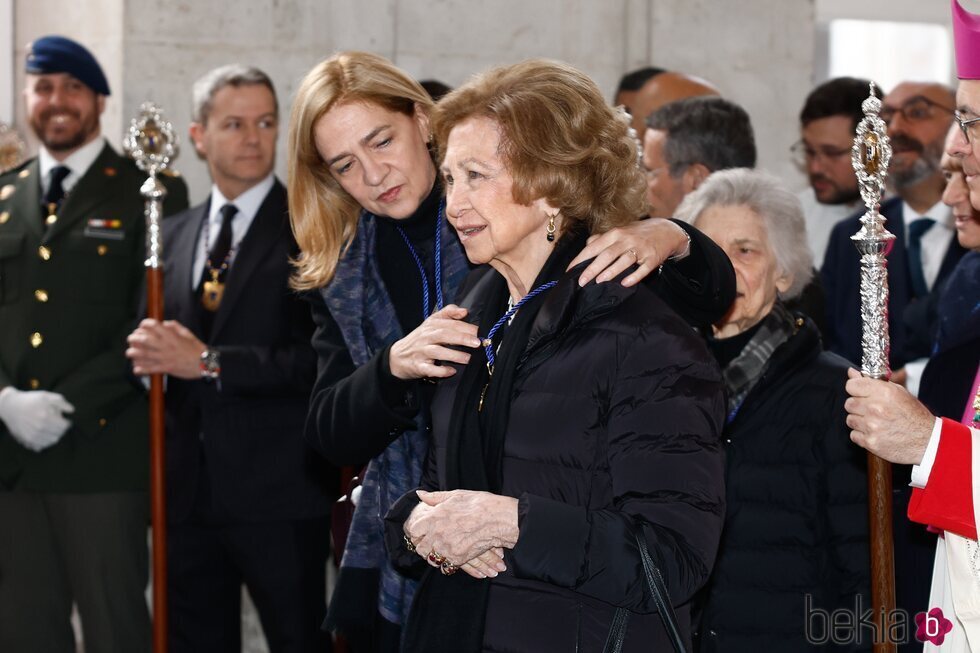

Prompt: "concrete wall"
[6,0,957,201]
[645,0,815,193]
[10,0,821,203]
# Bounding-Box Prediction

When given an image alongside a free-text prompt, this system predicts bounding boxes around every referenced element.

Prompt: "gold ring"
[626,248,638,260]
[440,560,459,576]
[427,551,447,566]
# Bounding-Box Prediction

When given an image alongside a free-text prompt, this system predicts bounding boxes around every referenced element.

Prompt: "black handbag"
[602,522,688,653]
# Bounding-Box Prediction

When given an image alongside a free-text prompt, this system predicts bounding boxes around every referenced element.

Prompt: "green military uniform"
[0,143,187,490]
[0,33,191,653]
[0,142,187,652]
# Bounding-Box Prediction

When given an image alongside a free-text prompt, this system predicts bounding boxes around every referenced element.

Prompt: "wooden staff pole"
[868,454,896,651]
[850,84,897,652]
[142,173,168,653]
[125,104,178,653]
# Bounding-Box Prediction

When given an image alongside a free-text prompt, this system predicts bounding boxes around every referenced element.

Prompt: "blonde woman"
[287,51,733,650]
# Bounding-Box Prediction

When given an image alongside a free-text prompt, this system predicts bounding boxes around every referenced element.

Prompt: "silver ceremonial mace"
[850,83,897,653]
[123,103,178,653]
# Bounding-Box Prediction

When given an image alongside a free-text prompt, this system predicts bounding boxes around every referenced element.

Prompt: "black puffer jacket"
[388,263,726,652]
[696,316,871,652]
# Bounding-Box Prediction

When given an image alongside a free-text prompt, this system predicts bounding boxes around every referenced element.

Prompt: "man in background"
[794,76,878,266]
[613,65,666,117]
[0,35,187,652]
[628,70,720,143]
[642,95,756,218]
[126,64,335,653]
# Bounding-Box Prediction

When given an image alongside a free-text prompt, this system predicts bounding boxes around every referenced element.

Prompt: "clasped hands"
[404,489,519,580]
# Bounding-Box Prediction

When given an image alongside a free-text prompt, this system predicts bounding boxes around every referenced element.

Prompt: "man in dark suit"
[820,80,967,652]
[0,36,188,653]
[125,65,335,652]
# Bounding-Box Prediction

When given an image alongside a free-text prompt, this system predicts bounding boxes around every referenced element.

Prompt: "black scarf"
[403,231,586,652]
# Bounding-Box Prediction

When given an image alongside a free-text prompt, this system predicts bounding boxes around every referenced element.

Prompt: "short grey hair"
[674,168,813,300]
[646,96,756,177]
[191,64,278,125]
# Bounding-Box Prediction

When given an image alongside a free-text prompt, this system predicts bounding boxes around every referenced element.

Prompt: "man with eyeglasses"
[951,77,980,209]
[794,77,878,266]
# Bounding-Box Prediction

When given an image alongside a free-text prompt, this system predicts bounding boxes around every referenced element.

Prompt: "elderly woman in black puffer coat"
[676,168,871,652]
[383,59,727,653]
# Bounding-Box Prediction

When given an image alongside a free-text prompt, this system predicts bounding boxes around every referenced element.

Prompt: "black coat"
[387,263,727,653]
[306,218,735,469]
[696,316,871,652]
[158,181,336,524]
[919,251,980,422]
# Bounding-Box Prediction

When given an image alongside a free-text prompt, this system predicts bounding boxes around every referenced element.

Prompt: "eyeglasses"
[790,141,851,167]
[954,110,980,144]
[879,96,955,125]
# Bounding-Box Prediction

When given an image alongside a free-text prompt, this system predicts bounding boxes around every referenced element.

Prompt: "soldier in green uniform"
[0,35,187,653]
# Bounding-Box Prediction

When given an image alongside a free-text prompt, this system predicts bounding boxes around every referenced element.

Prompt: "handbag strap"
[602,522,688,653]
[636,523,687,652]
[601,606,630,653]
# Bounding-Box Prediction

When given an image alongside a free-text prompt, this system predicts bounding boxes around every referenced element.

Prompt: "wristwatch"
[199,348,221,381]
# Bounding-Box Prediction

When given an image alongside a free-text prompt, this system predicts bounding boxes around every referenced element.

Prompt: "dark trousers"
[0,492,150,653]
[168,515,332,653]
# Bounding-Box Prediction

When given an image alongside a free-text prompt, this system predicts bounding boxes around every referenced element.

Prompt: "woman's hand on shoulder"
[388,305,481,380]
[567,218,691,287]
[403,489,519,573]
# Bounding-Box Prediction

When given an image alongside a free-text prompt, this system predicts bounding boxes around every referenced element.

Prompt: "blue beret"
[25,35,111,96]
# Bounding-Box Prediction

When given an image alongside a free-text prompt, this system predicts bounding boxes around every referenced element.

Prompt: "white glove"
[0,387,75,452]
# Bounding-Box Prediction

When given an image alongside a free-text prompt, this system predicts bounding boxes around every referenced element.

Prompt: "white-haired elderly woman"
[675,168,872,652]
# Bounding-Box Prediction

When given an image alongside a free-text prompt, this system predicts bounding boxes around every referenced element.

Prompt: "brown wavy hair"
[432,59,648,236]
[287,51,434,290]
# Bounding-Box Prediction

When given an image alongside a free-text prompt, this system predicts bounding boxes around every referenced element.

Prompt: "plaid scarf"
[319,208,469,625]
[720,302,796,423]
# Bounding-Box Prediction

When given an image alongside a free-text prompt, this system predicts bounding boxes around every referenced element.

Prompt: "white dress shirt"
[191,174,275,290]
[900,200,955,396]
[902,199,955,292]
[38,136,106,196]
